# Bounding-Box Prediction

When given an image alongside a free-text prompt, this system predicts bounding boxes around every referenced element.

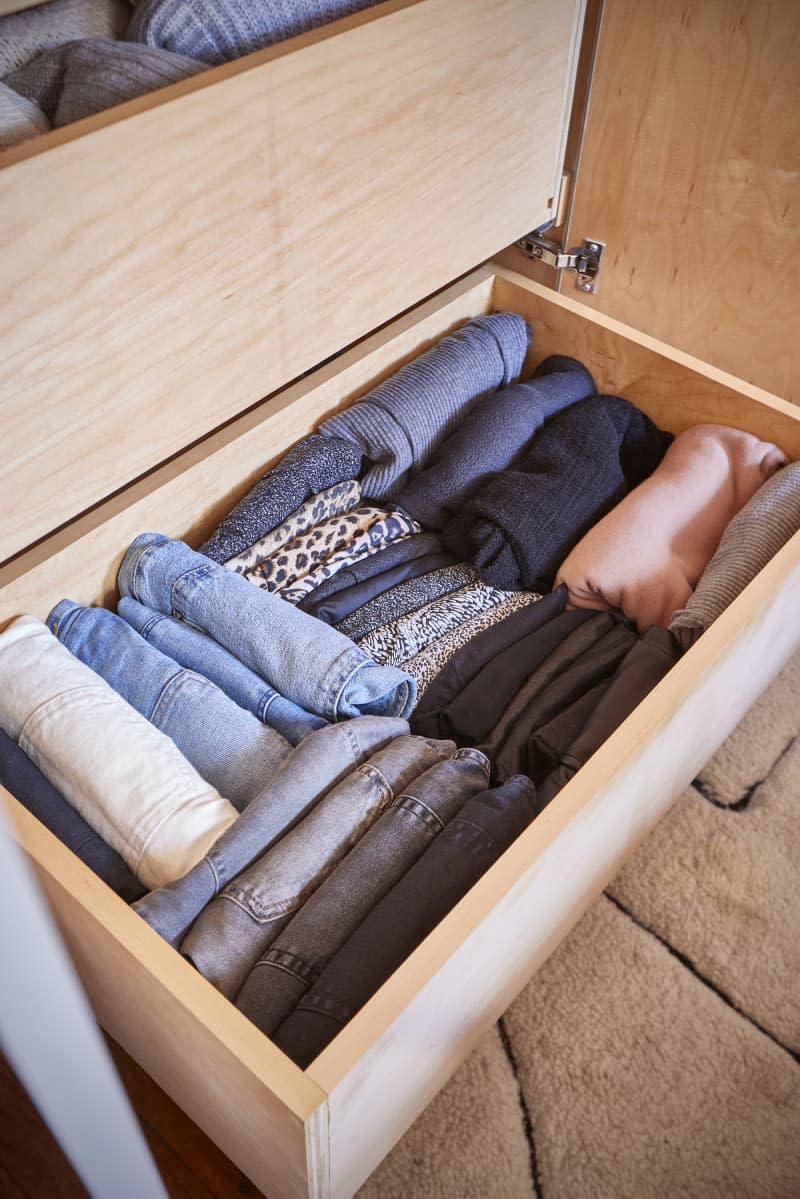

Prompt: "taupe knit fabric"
[0,0,130,76]
[610,748,800,1052]
[693,650,800,805]
[0,80,49,150]
[670,460,800,648]
[6,36,203,127]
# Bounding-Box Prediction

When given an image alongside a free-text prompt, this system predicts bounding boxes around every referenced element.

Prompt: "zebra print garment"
[335,563,476,641]
[357,582,531,668]
[401,591,544,696]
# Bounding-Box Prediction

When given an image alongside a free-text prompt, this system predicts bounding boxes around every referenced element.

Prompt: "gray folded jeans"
[234,747,491,1034]
[133,715,407,944]
[181,734,456,997]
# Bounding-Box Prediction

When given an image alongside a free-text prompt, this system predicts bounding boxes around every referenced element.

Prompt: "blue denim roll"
[118,597,325,745]
[117,534,416,722]
[48,601,293,813]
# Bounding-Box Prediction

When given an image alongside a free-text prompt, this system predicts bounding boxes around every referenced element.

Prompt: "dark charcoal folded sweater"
[441,394,673,592]
[393,354,596,529]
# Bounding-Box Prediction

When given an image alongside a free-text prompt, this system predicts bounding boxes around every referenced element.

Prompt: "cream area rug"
[358,653,800,1199]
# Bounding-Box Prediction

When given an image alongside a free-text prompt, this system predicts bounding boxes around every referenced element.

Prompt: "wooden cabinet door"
[554,0,799,401]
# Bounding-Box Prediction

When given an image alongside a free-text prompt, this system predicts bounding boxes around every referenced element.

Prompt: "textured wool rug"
[358,652,800,1199]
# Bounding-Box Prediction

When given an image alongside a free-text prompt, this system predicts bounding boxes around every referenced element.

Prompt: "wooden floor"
[0,1042,268,1199]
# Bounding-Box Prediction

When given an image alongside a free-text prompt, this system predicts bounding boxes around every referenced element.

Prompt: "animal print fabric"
[336,564,476,641]
[274,511,421,605]
[357,582,530,668]
[402,591,544,696]
[243,505,387,592]
[223,481,361,574]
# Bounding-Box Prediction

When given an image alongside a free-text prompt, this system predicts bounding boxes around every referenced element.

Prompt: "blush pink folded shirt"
[554,424,787,633]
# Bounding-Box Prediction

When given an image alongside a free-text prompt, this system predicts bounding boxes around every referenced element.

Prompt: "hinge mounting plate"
[516,233,605,295]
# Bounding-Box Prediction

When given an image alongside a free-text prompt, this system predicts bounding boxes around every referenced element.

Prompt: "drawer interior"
[3,265,800,1199]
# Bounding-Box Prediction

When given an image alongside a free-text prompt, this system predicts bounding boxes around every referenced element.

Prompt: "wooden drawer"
[2,0,798,1195]
[2,264,800,1199]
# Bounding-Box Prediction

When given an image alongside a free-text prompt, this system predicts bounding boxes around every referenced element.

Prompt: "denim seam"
[18,683,108,747]
[148,669,195,727]
[139,611,165,639]
[217,890,307,925]
[325,647,373,719]
[136,788,233,883]
[453,746,491,774]
[450,817,502,851]
[49,602,81,639]
[169,562,217,621]
[128,537,166,598]
[258,691,278,723]
[259,949,319,983]
[393,793,445,832]
[251,957,315,986]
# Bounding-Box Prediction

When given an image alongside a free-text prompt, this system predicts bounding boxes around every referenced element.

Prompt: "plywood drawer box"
[1,3,799,1197]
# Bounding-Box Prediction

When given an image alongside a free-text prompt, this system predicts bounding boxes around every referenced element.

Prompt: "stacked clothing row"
[2,309,798,1067]
[0,0,379,148]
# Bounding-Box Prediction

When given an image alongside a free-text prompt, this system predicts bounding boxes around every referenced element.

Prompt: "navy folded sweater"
[442,395,673,592]
[394,354,596,529]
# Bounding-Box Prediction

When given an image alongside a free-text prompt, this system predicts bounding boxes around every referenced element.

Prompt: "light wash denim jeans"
[118,534,416,721]
[118,597,325,744]
[0,617,237,889]
[234,747,490,1033]
[48,601,293,812]
[133,714,408,944]
[181,734,455,997]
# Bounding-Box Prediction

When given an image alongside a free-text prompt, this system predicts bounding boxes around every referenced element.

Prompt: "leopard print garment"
[276,510,421,604]
[223,480,361,574]
[402,590,544,696]
[244,505,389,591]
[356,582,530,667]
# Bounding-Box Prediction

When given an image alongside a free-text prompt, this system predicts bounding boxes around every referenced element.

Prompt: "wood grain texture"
[0,1042,270,1199]
[0,0,583,563]
[1,798,327,1199]
[0,270,494,627]
[566,0,800,401]
[493,269,800,455]
[309,534,800,1198]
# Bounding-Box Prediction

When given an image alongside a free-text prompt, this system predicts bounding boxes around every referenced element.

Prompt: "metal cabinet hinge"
[516,232,605,295]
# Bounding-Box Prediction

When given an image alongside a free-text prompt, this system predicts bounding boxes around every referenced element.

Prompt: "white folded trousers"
[0,616,237,888]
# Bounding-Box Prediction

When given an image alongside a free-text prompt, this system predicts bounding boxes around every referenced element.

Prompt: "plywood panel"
[493,270,800,455]
[0,271,494,627]
[567,0,800,401]
[0,0,584,563]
